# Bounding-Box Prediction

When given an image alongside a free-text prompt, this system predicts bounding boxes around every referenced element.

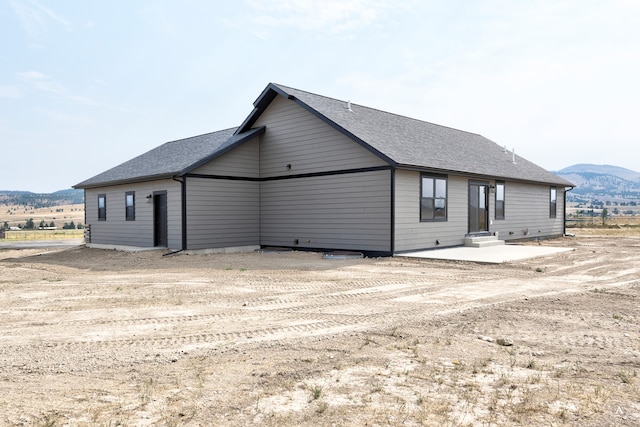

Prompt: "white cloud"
[10,0,72,42]
[32,107,95,126]
[246,0,397,36]
[68,95,99,107]
[19,71,66,95]
[19,70,47,80]
[0,85,21,99]
[18,71,100,107]
[140,4,179,36]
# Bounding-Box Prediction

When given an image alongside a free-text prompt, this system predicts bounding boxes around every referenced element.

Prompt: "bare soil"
[0,231,638,426]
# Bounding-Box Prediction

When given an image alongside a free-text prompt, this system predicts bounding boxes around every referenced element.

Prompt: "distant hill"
[555,164,640,202]
[0,189,84,208]
[558,164,640,181]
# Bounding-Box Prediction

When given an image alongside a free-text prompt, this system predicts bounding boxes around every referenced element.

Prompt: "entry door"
[469,182,489,234]
[153,192,168,247]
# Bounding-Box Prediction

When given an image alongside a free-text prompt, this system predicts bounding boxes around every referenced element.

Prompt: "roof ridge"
[272,83,485,138]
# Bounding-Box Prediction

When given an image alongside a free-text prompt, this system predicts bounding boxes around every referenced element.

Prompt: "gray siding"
[261,170,392,252]
[190,136,259,178]
[490,182,566,240]
[185,136,260,250]
[254,96,388,178]
[84,179,182,249]
[185,177,259,250]
[394,170,468,251]
[394,170,567,252]
[254,94,392,252]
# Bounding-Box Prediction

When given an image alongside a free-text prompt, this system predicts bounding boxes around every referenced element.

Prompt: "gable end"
[237,83,396,167]
[179,126,265,176]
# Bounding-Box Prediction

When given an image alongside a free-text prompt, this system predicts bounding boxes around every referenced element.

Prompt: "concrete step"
[464,235,505,248]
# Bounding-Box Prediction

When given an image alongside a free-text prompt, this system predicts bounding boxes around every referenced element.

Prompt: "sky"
[1,0,639,193]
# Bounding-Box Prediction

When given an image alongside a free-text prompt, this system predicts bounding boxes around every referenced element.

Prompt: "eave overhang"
[395,164,575,188]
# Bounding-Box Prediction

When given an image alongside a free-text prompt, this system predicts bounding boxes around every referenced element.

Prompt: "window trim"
[98,194,106,221]
[125,191,135,221]
[495,181,505,220]
[550,187,557,218]
[420,174,448,222]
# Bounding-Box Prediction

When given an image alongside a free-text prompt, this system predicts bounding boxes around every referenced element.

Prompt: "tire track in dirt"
[0,310,373,346]
[16,311,250,327]
[238,280,444,309]
[557,333,637,353]
[1,317,373,356]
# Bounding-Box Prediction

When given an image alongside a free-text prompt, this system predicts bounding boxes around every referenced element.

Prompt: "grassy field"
[2,229,84,240]
[1,203,84,233]
[566,215,640,236]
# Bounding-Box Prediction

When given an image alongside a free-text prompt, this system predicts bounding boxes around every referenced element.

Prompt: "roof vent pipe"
[346,100,352,111]
[512,148,517,164]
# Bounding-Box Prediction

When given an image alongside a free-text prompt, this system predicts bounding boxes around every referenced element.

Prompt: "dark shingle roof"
[74,127,264,188]
[240,83,573,186]
[77,82,573,189]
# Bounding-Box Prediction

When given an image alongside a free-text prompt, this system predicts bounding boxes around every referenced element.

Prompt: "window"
[550,187,557,218]
[495,182,505,220]
[421,175,447,221]
[98,194,106,221]
[125,191,135,221]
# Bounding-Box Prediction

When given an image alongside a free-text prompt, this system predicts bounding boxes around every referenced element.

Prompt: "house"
[74,83,574,256]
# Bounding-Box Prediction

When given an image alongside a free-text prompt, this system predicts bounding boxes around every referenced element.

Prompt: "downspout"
[564,186,573,236]
[390,167,396,255]
[83,189,88,244]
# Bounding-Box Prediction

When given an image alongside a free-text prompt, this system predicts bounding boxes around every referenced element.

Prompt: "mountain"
[0,189,84,208]
[555,164,640,202]
[558,164,640,181]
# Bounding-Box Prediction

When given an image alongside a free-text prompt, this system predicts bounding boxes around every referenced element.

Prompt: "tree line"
[2,219,84,230]
[0,189,84,208]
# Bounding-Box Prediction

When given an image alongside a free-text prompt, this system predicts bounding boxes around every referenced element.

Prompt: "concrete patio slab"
[397,244,574,264]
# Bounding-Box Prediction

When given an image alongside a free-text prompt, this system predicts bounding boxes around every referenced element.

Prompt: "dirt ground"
[0,231,638,426]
